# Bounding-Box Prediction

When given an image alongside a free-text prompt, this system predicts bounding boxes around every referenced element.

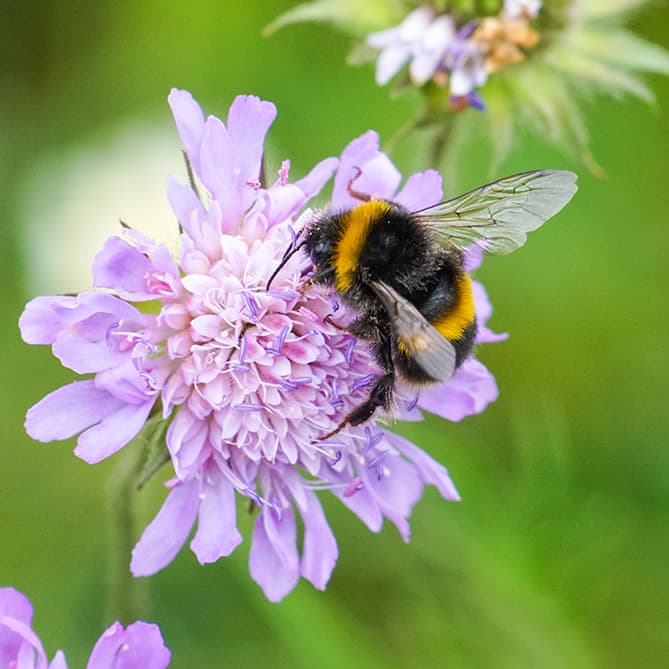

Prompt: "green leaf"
[549,46,654,101]
[578,29,669,76]
[263,0,405,37]
[582,0,649,19]
[346,41,378,66]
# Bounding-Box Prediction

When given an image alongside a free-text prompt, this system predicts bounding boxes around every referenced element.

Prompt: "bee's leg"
[346,371,395,425]
[317,332,395,441]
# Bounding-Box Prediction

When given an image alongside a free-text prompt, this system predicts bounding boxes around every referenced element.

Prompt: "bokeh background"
[2,2,668,667]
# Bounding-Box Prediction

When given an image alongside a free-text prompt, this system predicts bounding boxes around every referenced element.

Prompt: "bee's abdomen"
[431,273,476,345]
[396,261,477,384]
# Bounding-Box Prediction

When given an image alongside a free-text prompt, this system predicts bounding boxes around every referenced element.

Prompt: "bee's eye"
[313,241,330,256]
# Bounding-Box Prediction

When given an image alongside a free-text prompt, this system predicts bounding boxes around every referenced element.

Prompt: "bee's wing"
[370,280,456,383]
[414,170,577,255]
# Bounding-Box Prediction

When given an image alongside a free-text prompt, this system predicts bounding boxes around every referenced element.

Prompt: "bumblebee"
[268,170,577,437]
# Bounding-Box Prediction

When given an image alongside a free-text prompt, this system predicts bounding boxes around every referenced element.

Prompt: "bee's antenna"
[266,236,307,291]
[347,166,372,202]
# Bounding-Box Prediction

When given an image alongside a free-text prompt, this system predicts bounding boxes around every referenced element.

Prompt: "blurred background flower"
[267,0,669,175]
[2,1,668,667]
[0,587,170,669]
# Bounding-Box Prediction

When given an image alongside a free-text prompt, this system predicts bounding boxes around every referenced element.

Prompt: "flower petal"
[360,451,423,541]
[86,621,171,669]
[298,488,338,590]
[384,431,460,501]
[190,475,243,563]
[394,169,443,210]
[92,237,154,299]
[131,480,200,577]
[19,295,77,344]
[249,507,299,602]
[168,88,205,177]
[417,357,498,422]
[25,381,125,443]
[226,95,277,184]
[375,43,412,84]
[48,650,69,669]
[473,280,508,343]
[166,176,206,238]
[74,399,155,463]
[294,157,338,200]
[0,588,49,669]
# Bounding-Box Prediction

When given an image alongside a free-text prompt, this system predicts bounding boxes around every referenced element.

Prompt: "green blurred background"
[1,2,668,667]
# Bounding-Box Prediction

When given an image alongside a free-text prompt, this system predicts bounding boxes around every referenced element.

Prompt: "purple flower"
[367,7,457,87]
[446,34,488,98]
[20,90,504,601]
[0,587,170,669]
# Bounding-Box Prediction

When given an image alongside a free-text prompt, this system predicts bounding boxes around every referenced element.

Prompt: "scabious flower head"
[0,587,170,669]
[20,90,504,601]
[267,0,669,171]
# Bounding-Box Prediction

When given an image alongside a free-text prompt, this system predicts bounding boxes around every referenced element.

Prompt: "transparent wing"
[414,170,578,255]
[370,280,456,383]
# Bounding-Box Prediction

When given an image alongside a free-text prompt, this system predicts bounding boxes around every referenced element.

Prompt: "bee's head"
[303,218,335,264]
[300,216,341,286]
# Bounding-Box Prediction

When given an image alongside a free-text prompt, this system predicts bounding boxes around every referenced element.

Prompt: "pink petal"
[131,480,200,577]
[166,176,206,237]
[86,621,171,669]
[226,95,277,184]
[74,399,155,464]
[298,488,338,590]
[19,295,77,344]
[294,157,338,200]
[166,408,209,477]
[473,280,508,343]
[360,452,423,541]
[198,115,236,207]
[329,468,384,532]
[353,153,402,202]
[48,650,68,669]
[417,357,498,422]
[394,169,443,210]
[257,185,306,229]
[168,89,205,177]
[92,237,154,300]
[25,381,125,443]
[331,131,380,208]
[248,507,299,602]
[383,431,460,501]
[375,44,411,85]
[0,588,33,622]
[0,615,49,669]
[190,477,242,563]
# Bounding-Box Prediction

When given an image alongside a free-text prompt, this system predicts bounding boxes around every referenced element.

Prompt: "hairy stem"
[105,444,148,622]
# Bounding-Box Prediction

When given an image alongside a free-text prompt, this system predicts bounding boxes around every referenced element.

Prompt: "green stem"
[427,112,455,170]
[105,444,149,623]
[383,115,420,158]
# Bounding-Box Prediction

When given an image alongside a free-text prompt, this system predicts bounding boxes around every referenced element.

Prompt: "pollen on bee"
[402,332,430,353]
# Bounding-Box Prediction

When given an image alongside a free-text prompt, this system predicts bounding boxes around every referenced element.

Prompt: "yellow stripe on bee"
[334,200,391,292]
[432,273,475,341]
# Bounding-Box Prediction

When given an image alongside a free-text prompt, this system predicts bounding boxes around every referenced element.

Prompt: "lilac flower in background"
[20,90,504,601]
[0,587,170,669]
[367,6,455,86]
[268,0,669,172]
[365,3,540,109]
[446,26,489,106]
